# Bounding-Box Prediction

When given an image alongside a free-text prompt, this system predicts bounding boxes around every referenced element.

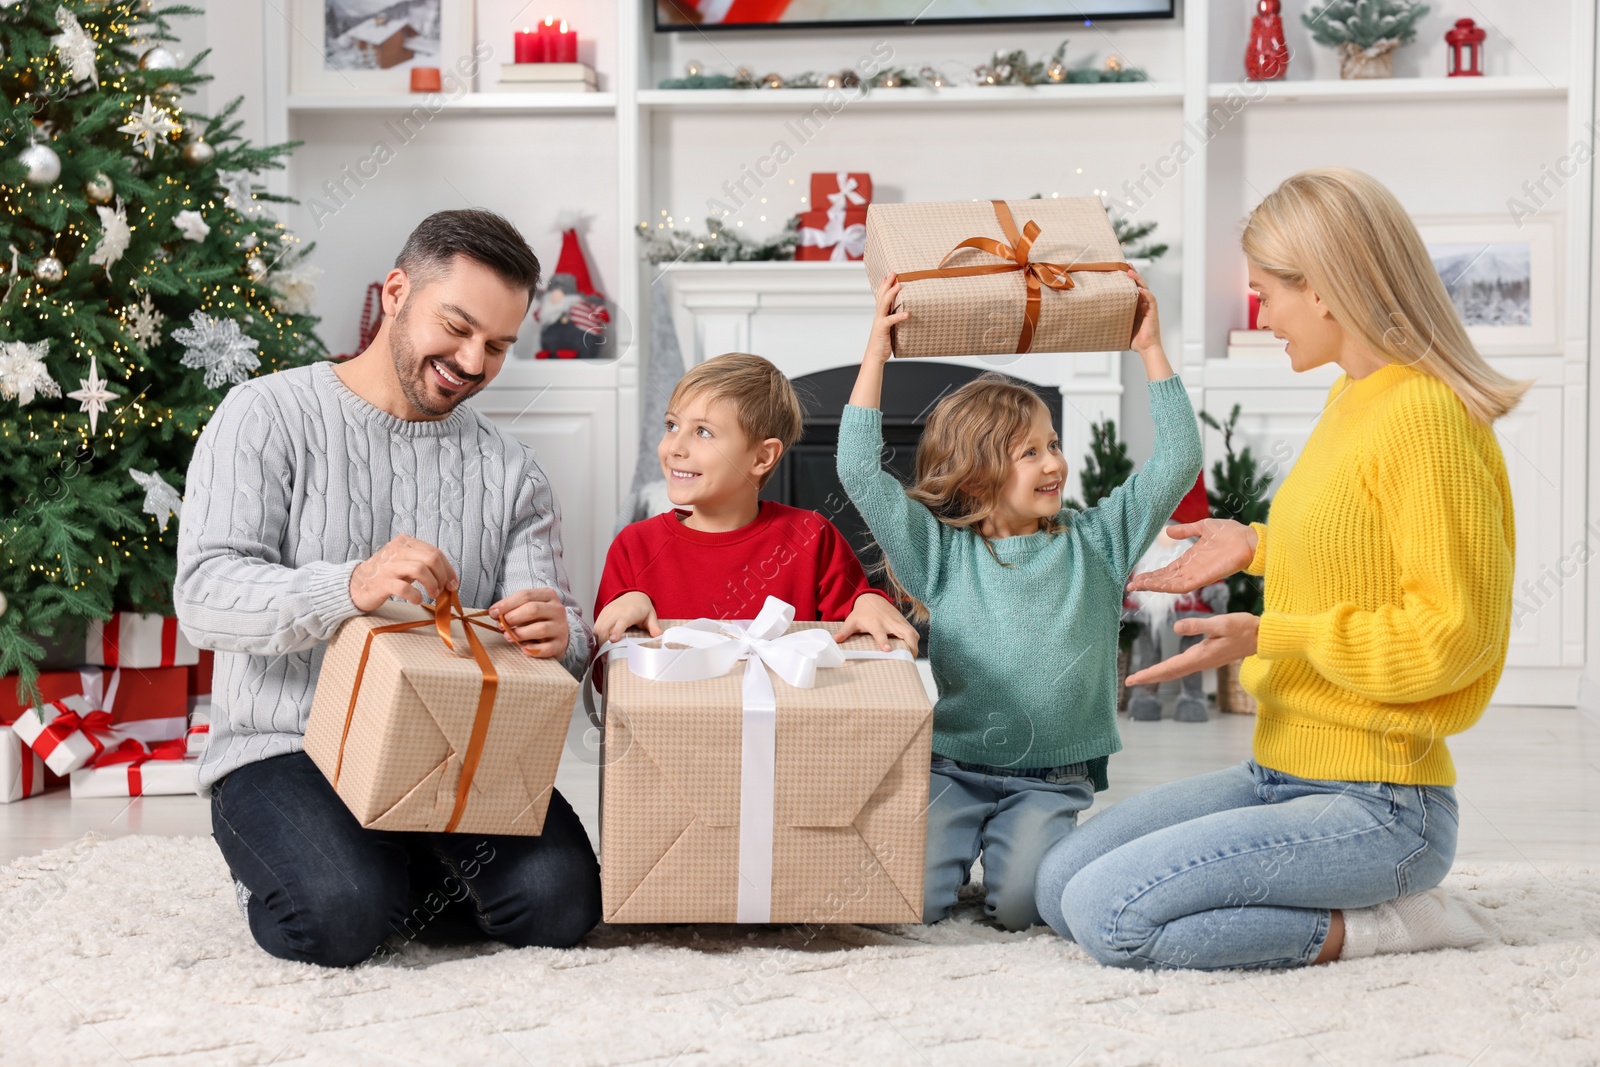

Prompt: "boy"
[595,352,915,648]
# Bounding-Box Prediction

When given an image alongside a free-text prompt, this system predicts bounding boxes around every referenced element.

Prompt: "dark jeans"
[211,751,601,967]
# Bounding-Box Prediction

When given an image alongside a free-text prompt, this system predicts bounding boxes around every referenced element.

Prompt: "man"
[175,209,599,967]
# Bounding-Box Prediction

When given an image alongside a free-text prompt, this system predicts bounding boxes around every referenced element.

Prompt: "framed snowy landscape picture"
[1418,216,1559,355]
[293,0,475,94]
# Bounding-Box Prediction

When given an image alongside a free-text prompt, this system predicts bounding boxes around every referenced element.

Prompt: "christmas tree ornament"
[130,468,182,532]
[182,138,214,166]
[0,338,61,407]
[89,198,130,277]
[684,59,702,77]
[0,591,7,621]
[1245,0,1290,80]
[269,261,321,315]
[173,208,209,242]
[172,309,260,388]
[118,95,181,157]
[241,232,260,250]
[85,171,115,203]
[138,44,178,72]
[66,357,118,433]
[19,142,61,186]
[246,255,266,279]
[34,255,65,284]
[762,72,783,88]
[124,289,164,348]
[218,170,260,216]
[51,5,100,86]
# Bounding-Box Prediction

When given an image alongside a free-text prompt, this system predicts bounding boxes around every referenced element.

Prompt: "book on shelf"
[1227,329,1289,359]
[497,63,596,93]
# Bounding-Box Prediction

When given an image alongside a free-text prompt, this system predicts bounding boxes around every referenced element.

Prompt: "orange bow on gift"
[333,591,505,833]
[896,200,1132,354]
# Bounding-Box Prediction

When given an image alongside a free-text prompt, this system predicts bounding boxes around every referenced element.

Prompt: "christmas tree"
[1198,404,1275,617]
[1064,418,1134,512]
[0,2,324,700]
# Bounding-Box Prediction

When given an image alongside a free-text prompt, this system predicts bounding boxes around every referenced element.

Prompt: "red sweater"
[596,502,885,622]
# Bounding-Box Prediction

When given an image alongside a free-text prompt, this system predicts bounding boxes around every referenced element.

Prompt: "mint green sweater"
[836,375,1202,783]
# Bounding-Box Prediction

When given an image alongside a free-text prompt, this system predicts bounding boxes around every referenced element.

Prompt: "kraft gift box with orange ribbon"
[304,596,578,835]
[595,597,931,925]
[862,197,1138,358]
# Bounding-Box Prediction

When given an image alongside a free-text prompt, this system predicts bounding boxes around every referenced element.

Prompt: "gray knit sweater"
[175,360,592,794]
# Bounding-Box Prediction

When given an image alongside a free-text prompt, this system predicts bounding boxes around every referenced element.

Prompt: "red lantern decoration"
[1245,0,1289,82]
[1446,18,1486,77]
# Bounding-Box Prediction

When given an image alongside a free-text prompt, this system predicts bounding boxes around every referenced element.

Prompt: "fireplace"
[761,363,1065,591]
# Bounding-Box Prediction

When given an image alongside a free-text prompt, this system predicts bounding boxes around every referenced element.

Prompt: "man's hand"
[593,590,662,645]
[1124,612,1259,687]
[488,588,570,660]
[349,534,459,613]
[834,592,919,654]
[1126,518,1259,595]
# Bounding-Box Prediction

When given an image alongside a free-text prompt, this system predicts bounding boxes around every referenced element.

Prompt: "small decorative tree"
[1065,417,1133,512]
[1198,404,1275,618]
[1303,0,1431,79]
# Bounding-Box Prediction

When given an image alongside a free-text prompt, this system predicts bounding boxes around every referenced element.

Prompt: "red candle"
[513,27,544,64]
[410,66,442,92]
[550,20,578,64]
[1248,291,1261,329]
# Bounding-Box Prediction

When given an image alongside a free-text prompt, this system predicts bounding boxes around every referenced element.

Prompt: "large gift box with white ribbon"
[304,597,578,835]
[598,598,931,925]
[863,197,1137,358]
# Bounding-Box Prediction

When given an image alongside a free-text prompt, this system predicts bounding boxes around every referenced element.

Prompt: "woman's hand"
[1124,612,1260,687]
[1127,518,1258,595]
[592,590,661,645]
[849,273,910,410]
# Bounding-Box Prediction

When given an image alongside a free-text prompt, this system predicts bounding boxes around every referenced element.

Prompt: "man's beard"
[389,304,484,418]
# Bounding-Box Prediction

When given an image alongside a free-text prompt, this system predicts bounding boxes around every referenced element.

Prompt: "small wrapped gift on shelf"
[809,172,872,212]
[12,694,123,776]
[596,597,931,925]
[84,612,200,669]
[863,198,1137,358]
[69,737,196,798]
[2,725,47,804]
[1,666,187,742]
[795,207,867,262]
[304,595,578,835]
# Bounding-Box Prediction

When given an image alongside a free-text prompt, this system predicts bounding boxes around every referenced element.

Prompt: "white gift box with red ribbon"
[2,725,47,804]
[11,689,125,776]
[84,613,200,670]
[69,736,198,798]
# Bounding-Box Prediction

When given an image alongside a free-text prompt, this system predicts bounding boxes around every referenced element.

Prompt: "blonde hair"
[881,373,1059,619]
[668,353,803,486]
[1241,167,1529,423]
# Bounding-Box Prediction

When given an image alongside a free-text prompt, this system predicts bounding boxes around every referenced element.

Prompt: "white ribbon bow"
[798,211,867,262]
[826,172,867,211]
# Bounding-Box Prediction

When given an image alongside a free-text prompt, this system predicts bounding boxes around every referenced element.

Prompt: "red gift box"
[187,650,214,721]
[0,667,187,741]
[808,172,872,213]
[796,208,867,261]
[85,613,200,670]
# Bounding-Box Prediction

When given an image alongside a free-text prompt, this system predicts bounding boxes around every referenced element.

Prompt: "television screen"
[655,1,1175,31]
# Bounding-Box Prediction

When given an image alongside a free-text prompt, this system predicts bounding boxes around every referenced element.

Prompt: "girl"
[836,269,1202,929]
[1034,167,1515,969]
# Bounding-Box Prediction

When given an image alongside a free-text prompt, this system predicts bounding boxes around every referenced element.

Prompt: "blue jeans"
[925,754,1097,930]
[1035,760,1459,970]
[211,751,602,967]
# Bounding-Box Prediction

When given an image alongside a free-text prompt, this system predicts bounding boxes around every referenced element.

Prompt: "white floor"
[5,700,1597,870]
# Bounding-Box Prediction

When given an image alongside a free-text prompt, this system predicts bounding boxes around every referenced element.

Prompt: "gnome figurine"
[534,216,610,359]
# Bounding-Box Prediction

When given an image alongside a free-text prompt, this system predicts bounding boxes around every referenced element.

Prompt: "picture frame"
[291,0,477,95]
[1414,215,1560,355]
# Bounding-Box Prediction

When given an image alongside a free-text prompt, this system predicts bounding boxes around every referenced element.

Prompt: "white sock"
[1339,888,1500,959]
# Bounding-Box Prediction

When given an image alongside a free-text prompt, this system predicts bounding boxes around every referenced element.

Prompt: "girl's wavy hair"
[878,373,1061,621]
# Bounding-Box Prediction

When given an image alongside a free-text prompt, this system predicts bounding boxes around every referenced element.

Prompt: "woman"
[1034,168,1522,970]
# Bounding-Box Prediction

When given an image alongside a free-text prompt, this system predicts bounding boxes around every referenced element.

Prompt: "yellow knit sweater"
[1238,363,1515,785]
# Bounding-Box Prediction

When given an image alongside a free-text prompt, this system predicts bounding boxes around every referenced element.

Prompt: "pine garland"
[0,1,324,702]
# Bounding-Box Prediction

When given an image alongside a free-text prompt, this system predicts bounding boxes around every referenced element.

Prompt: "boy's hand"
[1127,519,1258,594]
[1127,267,1162,356]
[593,590,662,645]
[488,588,570,659]
[835,592,919,654]
[864,273,910,366]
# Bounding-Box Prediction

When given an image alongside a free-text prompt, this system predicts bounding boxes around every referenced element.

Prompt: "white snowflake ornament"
[130,468,182,533]
[0,338,60,406]
[51,6,98,87]
[125,290,164,349]
[218,171,261,217]
[66,357,118,434]
[172,310,259,388]
[173,209,209,242]
[118,96,180,157]
[89,197,130,277]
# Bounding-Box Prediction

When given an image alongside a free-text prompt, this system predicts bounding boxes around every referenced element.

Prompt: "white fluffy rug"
[1,836,1595,1066]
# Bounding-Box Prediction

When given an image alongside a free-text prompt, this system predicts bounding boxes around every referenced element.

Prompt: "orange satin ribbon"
[895,200,1132,354]
[333,591,502,833]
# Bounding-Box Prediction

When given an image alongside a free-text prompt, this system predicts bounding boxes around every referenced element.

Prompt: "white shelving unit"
[261,0,1596,703]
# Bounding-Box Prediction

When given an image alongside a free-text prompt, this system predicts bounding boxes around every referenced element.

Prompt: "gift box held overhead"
[863,198,1137,358]
[304,595,577,835]
[597,597,931,925]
